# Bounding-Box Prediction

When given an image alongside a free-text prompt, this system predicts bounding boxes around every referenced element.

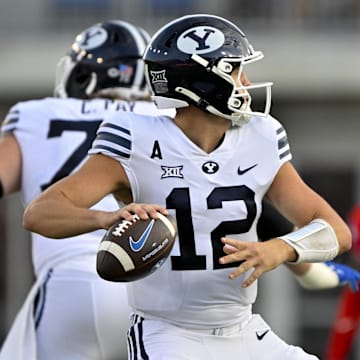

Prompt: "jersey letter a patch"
[151,140,163,159]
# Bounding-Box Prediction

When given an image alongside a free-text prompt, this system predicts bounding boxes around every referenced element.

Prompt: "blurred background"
[0,0,359,358]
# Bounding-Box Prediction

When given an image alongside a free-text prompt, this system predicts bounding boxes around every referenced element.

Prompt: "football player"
[24,15,352,359]
[0,20,173,360]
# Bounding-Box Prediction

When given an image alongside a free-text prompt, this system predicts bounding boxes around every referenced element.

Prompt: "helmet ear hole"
[66,65,93,99]
[74,68,91,86]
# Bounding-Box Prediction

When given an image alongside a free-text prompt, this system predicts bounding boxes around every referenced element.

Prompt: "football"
[96,213,177,282]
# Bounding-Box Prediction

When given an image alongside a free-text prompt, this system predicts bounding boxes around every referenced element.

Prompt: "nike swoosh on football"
[237,164,258,175]
[129,220,155,252]
[256,330,269,340]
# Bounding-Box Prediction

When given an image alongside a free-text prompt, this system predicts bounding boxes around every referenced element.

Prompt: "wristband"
[279,219,339,263]
[0,180,3,198]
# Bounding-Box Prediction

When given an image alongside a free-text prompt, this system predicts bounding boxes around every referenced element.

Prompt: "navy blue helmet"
[144,14,272,125]
[55,20,150,100]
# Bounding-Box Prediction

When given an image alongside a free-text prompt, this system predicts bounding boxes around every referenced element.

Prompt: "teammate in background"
[0,20,173,360]
[24,14,352,359]
[324,205,360,360]
[259,200,360,292]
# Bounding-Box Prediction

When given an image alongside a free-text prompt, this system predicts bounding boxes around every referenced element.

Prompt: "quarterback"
[24,15,351,359]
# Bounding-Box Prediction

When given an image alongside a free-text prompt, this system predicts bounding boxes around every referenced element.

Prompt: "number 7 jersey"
[90,111,292,329]
[1,97,174,275]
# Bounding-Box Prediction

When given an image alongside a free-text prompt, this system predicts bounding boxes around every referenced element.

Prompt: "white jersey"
[1,97,174,275]
[89,111,292,329]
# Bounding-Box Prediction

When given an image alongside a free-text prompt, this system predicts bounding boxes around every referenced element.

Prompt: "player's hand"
[102,203,168,229]
[219,237,295,288]
[325,261,360,292]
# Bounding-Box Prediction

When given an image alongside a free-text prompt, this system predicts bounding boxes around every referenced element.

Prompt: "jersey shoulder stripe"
[250,115,292,164]
[101,122,131,135]
[91,117,133,159]
[275,124,291,161]
[1,108,20,134]
[96,129,131,150]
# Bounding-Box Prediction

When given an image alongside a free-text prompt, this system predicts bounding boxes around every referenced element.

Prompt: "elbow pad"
[279,219,339,263]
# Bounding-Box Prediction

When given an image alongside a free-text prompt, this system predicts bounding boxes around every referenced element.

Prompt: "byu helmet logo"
[177,26,225,54]
[76,26,108,50]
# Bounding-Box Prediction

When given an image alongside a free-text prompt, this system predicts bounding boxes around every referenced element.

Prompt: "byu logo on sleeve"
[177,26,225,54]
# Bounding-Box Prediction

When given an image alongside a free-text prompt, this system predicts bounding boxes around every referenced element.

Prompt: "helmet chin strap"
[175,87,250,127]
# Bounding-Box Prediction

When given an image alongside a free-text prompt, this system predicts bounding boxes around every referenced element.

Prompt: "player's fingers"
[221,237,246,250]
[219,250,247,265]
[134,204,167,219]
[226,260,252,279]
[116,208,137,221]
[241,268,264,288]
[222,244,238,255]
[147,205,169,218]
[220,238,259,264]
[119,203,168,220]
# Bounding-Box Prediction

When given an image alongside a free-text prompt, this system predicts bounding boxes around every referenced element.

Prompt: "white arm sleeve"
[294,263,340,290]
